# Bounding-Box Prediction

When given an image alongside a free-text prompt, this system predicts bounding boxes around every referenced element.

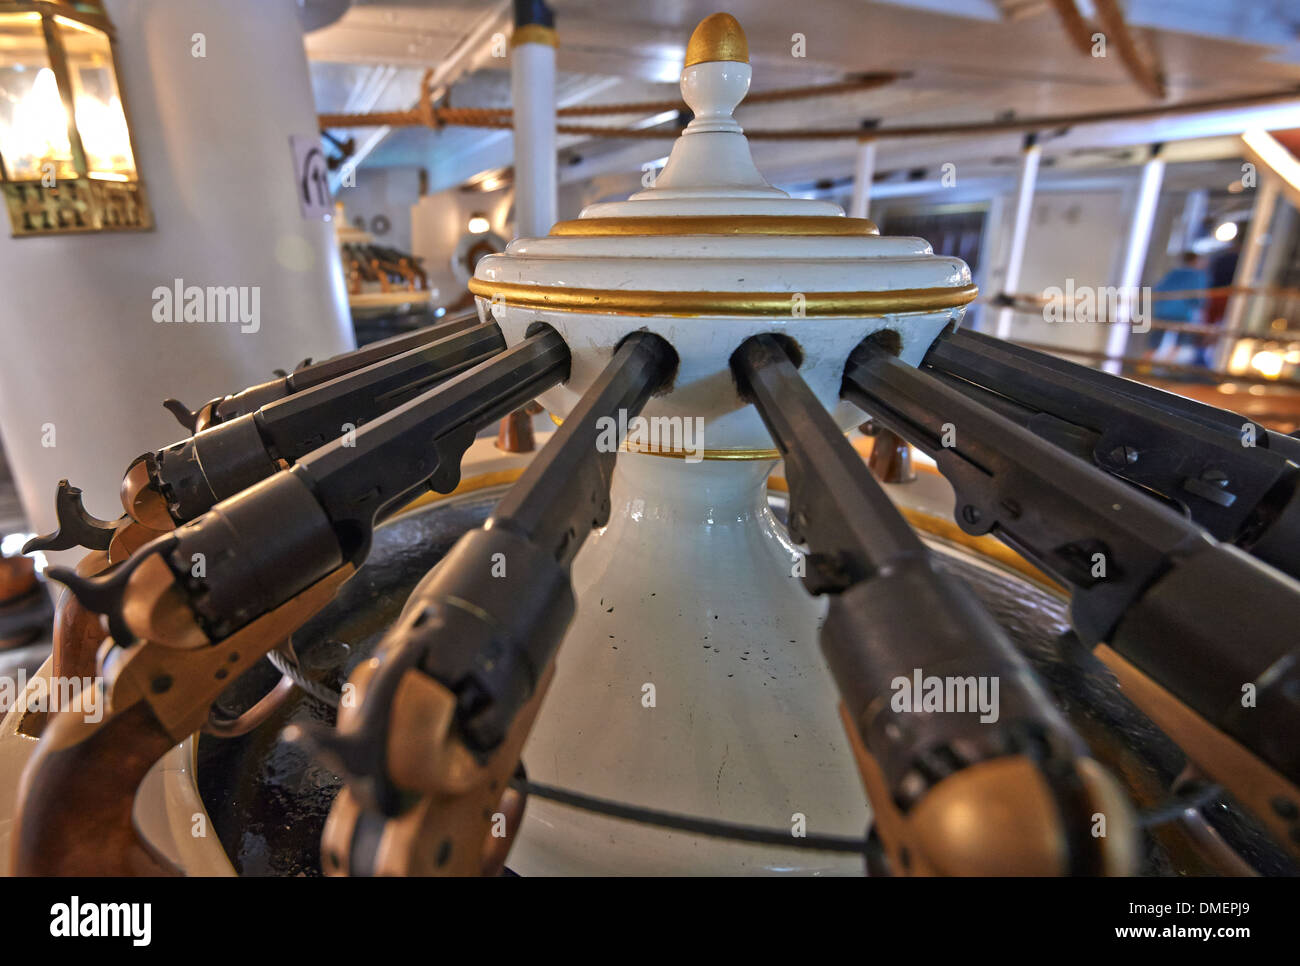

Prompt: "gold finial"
[684,13,748,68]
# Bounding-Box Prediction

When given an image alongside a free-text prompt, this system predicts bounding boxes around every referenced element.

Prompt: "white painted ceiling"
[304,0,1300,194]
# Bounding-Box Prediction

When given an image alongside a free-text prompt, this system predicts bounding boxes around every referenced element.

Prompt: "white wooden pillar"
[0,0,352,561]
[849,139,877,220]
[1104,148,1166,374]
[995,136,1041,339]
[1214,175,1281,371]
[510,2,558,238]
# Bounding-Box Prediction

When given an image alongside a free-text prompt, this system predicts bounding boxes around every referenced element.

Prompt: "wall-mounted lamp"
[467,213,490,234]
[0,0,151,236]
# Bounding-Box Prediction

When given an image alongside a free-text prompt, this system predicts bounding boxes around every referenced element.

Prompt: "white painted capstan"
[472,13,973,456]
[471,13,977,874]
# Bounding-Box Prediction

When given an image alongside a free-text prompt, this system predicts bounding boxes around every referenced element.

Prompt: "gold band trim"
[627,442,778,460]
[511,24,557,48]
[549,215,879,237]
[469,279,978,318]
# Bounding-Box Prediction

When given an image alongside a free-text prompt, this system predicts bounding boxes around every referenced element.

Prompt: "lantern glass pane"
[0,12,76,181]
[54,15,135,179]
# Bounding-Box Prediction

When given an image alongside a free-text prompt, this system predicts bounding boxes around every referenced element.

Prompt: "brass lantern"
[0,0,150,235]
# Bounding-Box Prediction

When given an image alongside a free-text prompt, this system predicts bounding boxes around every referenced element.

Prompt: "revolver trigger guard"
[285,723,369,786]
[287,722,407,820]
[295,607,447,814]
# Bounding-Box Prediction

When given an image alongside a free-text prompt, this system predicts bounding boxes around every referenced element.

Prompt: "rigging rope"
[319,84,1300,142]
[317,73,901,133]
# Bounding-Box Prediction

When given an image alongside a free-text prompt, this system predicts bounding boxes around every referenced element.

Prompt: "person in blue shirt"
[1153,252,1211,367]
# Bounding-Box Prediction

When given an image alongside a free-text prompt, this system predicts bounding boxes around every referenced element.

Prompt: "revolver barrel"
[732,333,1135,876]
[315,331,678,875]
[143,321,506,525]
[843,335,1300,857]
[52,326,571,650]
[179,310,483,429]
[925,328,1300,580]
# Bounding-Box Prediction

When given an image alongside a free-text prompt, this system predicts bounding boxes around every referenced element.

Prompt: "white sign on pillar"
[290,135,333,220]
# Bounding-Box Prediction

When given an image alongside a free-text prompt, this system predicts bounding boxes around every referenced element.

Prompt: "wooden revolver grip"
[51,556,110,684]
[12,697,179,876]
[13,564,355,877]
